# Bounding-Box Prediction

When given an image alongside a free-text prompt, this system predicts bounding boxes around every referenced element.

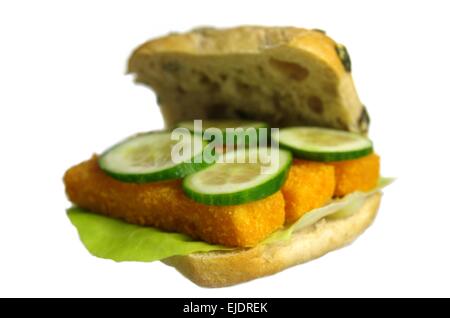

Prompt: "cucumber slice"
[176,119,268,147]
[272,127,373,162]
[183,147,292,205]
[99,131,212,183]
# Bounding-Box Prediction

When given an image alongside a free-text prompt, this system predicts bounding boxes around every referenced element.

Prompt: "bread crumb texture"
[128,26,368,133]
[64,156,285,247]
[281,159,335,223]
[330,153,380,196]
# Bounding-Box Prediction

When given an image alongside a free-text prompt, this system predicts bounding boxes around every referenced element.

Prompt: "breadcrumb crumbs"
[281,159,335,223]
[64,156,285,247]
[330,153,380,197]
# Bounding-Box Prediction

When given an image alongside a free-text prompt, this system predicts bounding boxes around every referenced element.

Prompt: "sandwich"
[64,26,391,287]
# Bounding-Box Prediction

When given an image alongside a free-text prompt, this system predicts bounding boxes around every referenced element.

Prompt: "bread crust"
[163,192,381,287]
[129,26,346,75]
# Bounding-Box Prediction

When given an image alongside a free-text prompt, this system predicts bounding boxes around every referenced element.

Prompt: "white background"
[1,0,449,297]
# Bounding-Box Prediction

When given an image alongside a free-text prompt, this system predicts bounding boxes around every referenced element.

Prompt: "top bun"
[128,26,369,133]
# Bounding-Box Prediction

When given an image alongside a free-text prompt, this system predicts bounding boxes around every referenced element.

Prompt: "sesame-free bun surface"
[128,26,369,133]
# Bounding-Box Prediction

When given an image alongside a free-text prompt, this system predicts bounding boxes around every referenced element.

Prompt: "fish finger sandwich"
[64,26,391,287]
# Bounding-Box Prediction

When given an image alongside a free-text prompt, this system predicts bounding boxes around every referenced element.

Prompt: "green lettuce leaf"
[67,208,230,262]
[67,178,393,262]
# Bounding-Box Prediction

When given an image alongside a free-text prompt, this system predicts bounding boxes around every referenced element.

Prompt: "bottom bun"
[163,192,382,288]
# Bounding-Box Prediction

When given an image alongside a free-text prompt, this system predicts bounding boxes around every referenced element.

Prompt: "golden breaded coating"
[64,156,285,247]
[330,153,380,197]
[281,160,335,223]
